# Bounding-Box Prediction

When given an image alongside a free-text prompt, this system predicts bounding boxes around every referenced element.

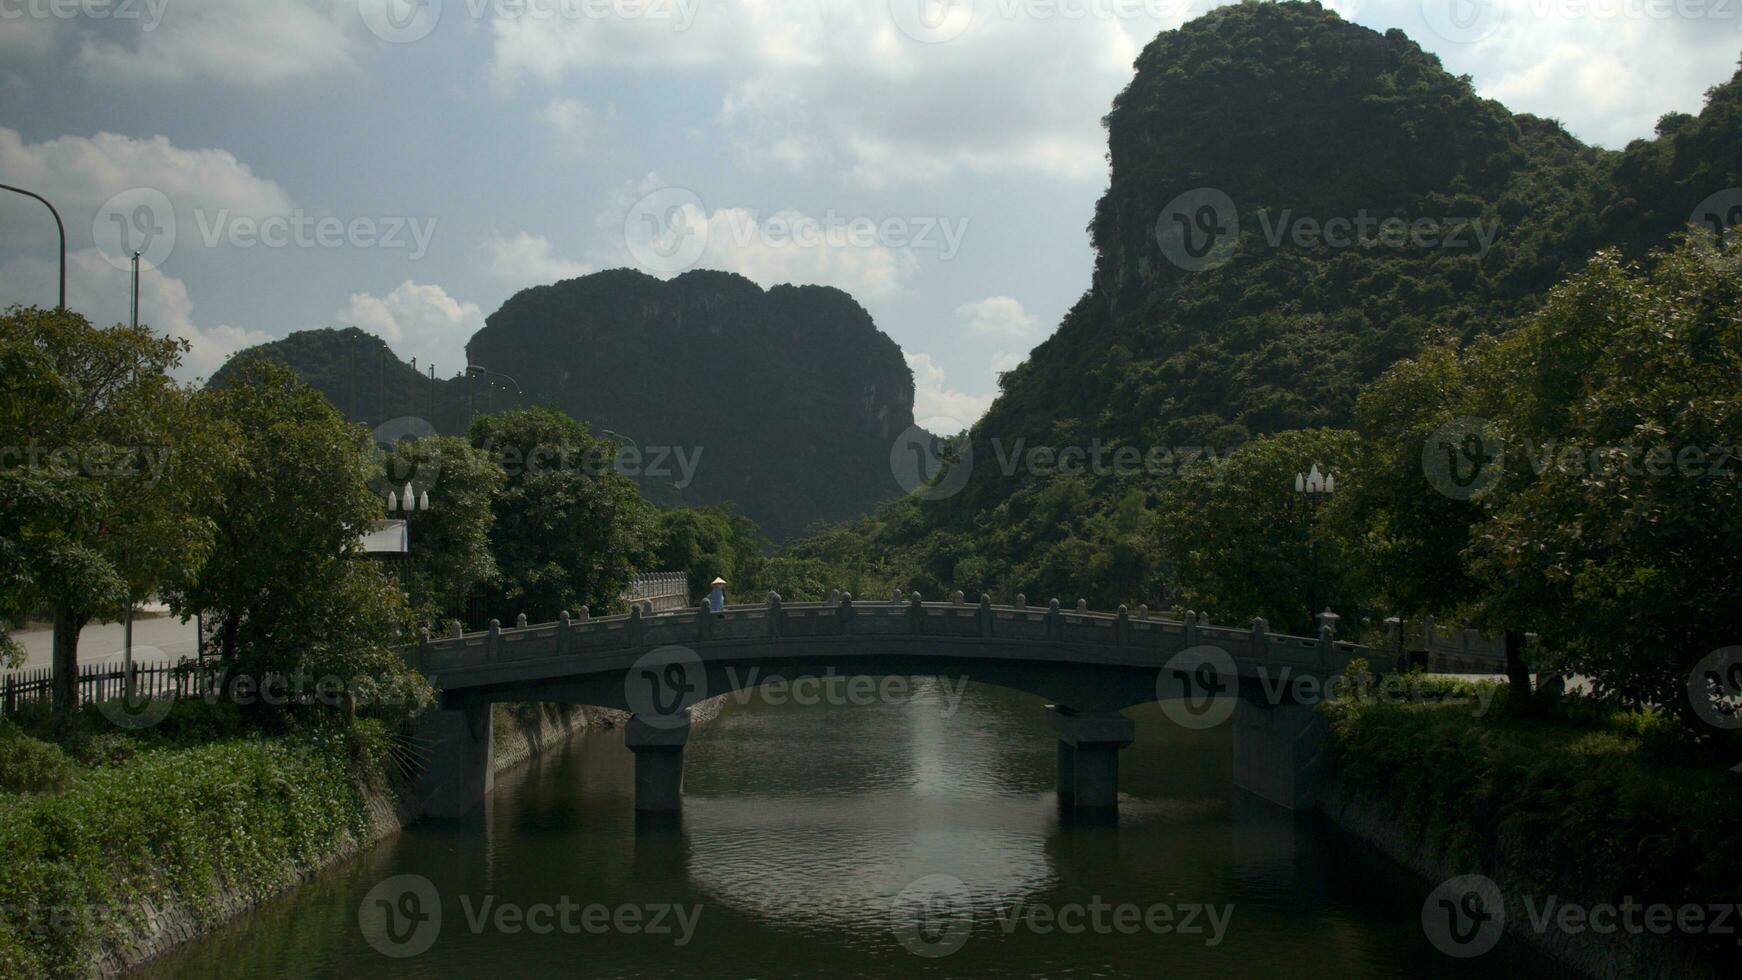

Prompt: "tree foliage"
[468,407,655,621]
[0,306,214,735]
[166,361,419,716]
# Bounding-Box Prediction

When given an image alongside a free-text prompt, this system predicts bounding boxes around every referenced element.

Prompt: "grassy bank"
[1324,685,1742,971]
[0,706,400,978]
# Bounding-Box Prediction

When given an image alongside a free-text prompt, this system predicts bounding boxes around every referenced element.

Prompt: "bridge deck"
[403,597,1439,696]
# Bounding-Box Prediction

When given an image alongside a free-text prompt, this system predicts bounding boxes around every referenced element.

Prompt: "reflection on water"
[136,682,1563,978]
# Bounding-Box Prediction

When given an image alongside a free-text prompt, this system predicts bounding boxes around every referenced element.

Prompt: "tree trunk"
[51,603,83,742]
[1503,628,1535,716]
[220,611,238,665]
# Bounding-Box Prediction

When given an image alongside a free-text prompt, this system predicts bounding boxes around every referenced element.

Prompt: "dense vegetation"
[782,4,1742,722]
[1326,687,1742,972]
[214,269,920,541]
[0,704,395,979]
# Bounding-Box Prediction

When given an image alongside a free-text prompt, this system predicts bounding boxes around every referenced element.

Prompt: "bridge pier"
[626,711,691,812]
[1232,694,1328,810]
[1046,707,1135,814]
[415,703,495,819]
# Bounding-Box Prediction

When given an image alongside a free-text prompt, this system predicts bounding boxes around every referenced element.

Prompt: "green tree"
[0,307,215,739]
[1158,428,1370,636]
[468,407,655,621]
[1465,236,1742,721]
[167,361,419,719]
[381,436,503,629]
[652,505,767,601]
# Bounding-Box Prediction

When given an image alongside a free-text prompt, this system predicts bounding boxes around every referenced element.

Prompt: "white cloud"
[0,127,294,264]
[0,247,268,383]
[539,98,615,153]
[0,127,292,215]
[12,0,364,87]
[485,0,1742,184]
[69,0,360,86]
[0,17,57,58]
[905,351,992,432]
[1464,15,1735,148]
[991,349,1027,372]
[337,281,485,377]
[958,296,1040,338]
[695,208,918,298]
[482,232,594,287]
[488,0,1175,183]
[601,176,922,298]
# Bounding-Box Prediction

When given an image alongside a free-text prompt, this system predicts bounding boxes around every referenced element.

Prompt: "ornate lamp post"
[1294,464,1337,631]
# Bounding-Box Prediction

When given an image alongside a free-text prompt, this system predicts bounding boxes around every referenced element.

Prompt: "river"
[136,680,1561,978]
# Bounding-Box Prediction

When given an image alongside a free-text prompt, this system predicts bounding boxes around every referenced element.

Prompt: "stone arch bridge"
[402,592,1476,821]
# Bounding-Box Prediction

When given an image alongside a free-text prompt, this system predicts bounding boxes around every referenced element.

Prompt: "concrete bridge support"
[415,704,495,819]
[1047,707,1135,813]
[626,711,690,812]
[1232,695,1328,810]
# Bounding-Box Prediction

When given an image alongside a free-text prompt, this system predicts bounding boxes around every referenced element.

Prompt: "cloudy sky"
[1,1,1737,432]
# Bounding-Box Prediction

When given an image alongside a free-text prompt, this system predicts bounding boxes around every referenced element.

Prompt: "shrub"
[0,727,72,795]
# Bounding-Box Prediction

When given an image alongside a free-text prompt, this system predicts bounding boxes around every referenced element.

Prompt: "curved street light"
[466,364,525,416]
[0,183,66,309]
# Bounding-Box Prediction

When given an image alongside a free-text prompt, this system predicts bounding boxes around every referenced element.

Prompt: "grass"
[1325,684,1742,964]
[0,706,397,978]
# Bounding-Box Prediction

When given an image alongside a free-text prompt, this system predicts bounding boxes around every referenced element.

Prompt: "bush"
[0,727,72,795]
[1325,697,1742,968]
[0,731,390,978]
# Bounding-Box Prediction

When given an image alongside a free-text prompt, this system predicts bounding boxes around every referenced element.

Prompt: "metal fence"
[0,660,213,718]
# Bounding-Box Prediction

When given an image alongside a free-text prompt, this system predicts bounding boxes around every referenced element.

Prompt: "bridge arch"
[406,594,1375,821]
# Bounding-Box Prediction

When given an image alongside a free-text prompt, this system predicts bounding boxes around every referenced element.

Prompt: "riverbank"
[1318,688,1742,977]
[0,699,711,978]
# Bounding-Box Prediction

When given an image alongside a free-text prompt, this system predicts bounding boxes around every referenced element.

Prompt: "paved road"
[10,613,198,670]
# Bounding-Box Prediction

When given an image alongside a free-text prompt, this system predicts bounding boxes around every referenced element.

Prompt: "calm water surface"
[137,681,1559,978]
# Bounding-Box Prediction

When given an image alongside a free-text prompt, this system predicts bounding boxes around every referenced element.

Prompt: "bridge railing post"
[838,592,855,634]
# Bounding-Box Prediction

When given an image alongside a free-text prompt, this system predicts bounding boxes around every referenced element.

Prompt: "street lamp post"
[0,183,67,309]
[1294,464,1336,631]
[466,365,524,416]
